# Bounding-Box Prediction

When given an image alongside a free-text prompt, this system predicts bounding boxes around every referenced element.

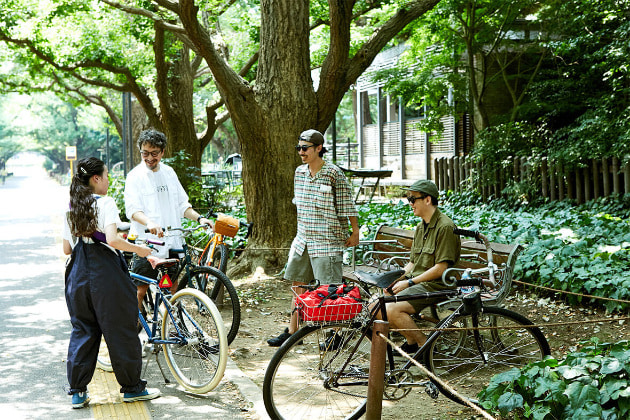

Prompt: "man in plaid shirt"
[268,129,360,346]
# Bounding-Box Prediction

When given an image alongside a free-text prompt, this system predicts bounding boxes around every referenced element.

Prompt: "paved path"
[0,153,267,419]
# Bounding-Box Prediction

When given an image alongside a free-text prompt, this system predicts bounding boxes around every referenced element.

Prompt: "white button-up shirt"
[124,162,191,257]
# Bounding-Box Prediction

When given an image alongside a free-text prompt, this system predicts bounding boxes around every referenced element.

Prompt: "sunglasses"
[140,150,162,158]
[407,195,427,204]
[295,144,316,152]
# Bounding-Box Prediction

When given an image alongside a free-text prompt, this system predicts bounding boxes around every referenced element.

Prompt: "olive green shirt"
[409,208,461,290]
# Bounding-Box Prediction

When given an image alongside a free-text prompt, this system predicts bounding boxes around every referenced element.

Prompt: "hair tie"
[80,167,87,174]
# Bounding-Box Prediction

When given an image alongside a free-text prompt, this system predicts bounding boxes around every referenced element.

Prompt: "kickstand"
[154,352,171,384]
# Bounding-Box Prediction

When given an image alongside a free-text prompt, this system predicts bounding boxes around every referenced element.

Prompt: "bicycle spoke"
[162,289,227,393]
[263,324,371,420]
[426,307,549,404]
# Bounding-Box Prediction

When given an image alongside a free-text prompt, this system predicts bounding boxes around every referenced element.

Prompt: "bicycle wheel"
[263,323,371,420]
[161,288,228,394]
[188,266,240,344]
[424,306,550,405]
[200,240,228,273]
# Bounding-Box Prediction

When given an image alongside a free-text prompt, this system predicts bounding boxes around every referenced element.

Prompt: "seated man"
[381,179,460,354]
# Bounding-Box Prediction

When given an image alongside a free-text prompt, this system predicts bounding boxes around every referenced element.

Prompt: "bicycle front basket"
[214,214,239,237]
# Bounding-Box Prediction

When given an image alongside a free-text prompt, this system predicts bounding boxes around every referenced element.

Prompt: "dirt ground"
[227,269,630,420]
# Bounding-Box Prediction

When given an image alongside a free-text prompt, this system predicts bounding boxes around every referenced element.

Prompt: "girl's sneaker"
[123,388,161,403]
[72,392,90,409]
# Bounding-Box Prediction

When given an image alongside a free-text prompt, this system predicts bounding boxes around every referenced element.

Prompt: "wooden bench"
[343,224,523,306]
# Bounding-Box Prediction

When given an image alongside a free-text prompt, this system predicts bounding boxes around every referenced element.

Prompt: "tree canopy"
[0,0,442,273]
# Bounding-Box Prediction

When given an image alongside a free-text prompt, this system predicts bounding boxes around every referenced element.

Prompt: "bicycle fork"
[463,292,488,364]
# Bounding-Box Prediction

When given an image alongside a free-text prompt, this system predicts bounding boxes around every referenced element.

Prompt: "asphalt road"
[0,153,265,420]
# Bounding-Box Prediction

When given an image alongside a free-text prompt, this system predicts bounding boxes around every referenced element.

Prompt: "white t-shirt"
[62,195,122,254]
[124,162,191,257]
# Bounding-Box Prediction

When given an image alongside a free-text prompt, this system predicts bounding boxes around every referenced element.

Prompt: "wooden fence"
[434,156,630,203]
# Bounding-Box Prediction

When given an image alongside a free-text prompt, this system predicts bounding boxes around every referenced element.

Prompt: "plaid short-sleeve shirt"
[292,162,358,257]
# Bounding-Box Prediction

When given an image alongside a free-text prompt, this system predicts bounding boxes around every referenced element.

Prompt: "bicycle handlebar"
[451,227,496,286]
[453,227,483,243]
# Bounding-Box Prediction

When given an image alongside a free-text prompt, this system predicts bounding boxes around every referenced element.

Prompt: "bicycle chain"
[322,367,418,400]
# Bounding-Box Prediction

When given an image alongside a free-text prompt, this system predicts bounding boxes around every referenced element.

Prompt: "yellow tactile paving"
[88,368,151,419]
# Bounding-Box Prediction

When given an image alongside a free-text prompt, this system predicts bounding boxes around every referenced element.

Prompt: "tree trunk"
[226,0,313,275]
[177,0,441,275]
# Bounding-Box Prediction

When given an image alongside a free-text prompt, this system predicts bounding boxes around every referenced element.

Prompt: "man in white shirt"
[124,128,213,305]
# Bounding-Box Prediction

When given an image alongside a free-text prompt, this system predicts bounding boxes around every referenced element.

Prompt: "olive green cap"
[404,179,439,199]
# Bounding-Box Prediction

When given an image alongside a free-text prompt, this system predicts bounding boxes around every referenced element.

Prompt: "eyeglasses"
[407,195,427,204]
[140,150,162,158]
[295,144,316,152]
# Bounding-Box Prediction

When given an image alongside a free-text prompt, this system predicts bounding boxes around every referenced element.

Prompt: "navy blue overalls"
[64,236,145,394]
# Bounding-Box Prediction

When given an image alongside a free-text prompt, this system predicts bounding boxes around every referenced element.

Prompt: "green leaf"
[600,357,623,374]
[497,392,524,415]
[532,405,552,420]
[564,381,600,408]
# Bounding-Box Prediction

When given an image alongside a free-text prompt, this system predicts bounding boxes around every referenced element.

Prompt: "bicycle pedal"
[424,381,439,399]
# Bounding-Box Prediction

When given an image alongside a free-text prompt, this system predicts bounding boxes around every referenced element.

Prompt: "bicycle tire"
[161,288,228,394]
[96,337,113,372]
[200,240,228,273]
[424,306,551,405]
[183,265,241,344]
[263,323,371,420]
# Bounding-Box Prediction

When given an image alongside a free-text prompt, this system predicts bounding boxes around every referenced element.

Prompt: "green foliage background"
[356,192,630,313]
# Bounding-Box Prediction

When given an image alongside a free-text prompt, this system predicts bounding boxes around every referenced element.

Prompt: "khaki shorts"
[284,245,343,285]
[396,281,453,313]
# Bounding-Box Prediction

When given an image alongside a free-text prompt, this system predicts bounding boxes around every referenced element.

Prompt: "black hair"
[68,157,105,237]
[137,128,167,151]
[319,146,328,158]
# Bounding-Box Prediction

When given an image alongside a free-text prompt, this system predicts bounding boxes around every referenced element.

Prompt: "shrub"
[478,338,630,419]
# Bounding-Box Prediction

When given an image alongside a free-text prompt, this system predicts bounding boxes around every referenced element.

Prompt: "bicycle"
[97,259,228,394]
[165,226,241,344]
[196,211,253,273]
[262,229,551,420]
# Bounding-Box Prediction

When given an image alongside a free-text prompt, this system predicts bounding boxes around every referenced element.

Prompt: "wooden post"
[557,163,564,201]
[467,157,473,189]
[549,160,557,201]
[498,164,505,198]
[448,157,455,191]
[575,166,584,204]
[436,158,442,189]
[612,157,620,194]
[567,168,575,200]
[541,157,548,198]
[453,156,460,192]
[602,157,610,197]
[458,156,466,191]
[592,159,600,199]
[624,161,630,195]
[477,160,484,200]
[512,156,519,184]
[584,166,592,202]
[366,320,389,420]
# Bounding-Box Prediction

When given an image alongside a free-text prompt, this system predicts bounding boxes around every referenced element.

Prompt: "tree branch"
[345,0,441,83]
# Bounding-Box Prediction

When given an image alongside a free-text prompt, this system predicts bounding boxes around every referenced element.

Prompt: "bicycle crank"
[384,369,413,400]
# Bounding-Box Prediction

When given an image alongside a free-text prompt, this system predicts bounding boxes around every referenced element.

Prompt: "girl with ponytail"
[62,157,160,408]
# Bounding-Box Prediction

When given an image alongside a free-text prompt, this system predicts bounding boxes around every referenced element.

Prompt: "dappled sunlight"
[8,297,69,324]
[541,227,578,242]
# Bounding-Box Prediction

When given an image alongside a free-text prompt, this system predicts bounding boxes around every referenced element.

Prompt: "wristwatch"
[407,279,415,287]
[197,215,203,223]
